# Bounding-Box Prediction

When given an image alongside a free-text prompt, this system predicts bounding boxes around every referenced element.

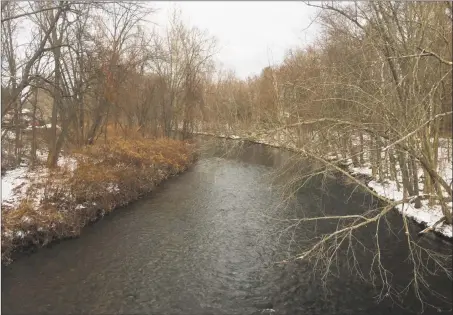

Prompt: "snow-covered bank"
[1,154,77,210]
[1,166,29,208]
[191,129,452,239]
[1,139,195,264]
[350,168,452,238]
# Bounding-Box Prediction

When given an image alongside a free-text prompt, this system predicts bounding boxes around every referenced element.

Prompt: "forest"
[1,1,452,311]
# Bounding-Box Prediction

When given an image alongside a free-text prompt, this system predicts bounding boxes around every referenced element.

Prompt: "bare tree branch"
[1,4,70,23]
[417,47,453,66]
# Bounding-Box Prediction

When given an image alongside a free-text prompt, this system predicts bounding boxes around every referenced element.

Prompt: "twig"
[417,47,453,66]
[418,216,447,236]
[383,111,453,151]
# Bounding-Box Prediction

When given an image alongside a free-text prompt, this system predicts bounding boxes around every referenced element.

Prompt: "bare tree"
[195,2,452,310]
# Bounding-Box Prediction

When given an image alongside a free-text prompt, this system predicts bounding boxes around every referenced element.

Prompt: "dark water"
[2,140,452,315]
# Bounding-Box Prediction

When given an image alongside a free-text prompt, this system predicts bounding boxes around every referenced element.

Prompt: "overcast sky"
[7,1,321,84]
[152,1,320,79]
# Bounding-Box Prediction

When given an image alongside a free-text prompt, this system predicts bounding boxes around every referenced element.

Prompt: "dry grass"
[1,136,195,264]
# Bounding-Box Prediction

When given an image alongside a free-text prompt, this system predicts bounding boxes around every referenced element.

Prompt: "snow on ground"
[1,149,116,214]
[347,142,453,238]
[1,151,78,210]
[264,133,452,238]
[352,171,453,238]
[1,165,51,210]
[3,127,452,239]
[107,183,120,193]
[350,165,373,177]
[192,128,452,239]
[58,155,78,172]
[1,167,29,208]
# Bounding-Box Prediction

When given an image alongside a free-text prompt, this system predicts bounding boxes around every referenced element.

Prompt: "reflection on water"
[2,139,452,315]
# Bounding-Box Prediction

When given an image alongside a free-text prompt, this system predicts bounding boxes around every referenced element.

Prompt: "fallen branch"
[418,216,446,236]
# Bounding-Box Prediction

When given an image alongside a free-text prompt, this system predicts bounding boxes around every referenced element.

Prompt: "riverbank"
[5,142,450,315]
[192,130,452,239]
[1,137,195,264]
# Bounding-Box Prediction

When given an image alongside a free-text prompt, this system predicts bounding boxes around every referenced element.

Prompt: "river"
[2,139,452,314]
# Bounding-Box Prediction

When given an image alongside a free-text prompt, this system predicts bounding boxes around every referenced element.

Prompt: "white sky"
[6,1,321,83]
[152,1,320,79]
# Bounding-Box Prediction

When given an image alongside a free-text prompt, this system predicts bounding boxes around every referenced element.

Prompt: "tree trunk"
[397,151,414,198]
[86,98,108,145]
[349,136,359,167]
[47,10,63,168]
[370,137,377,177]
[410,155,421,208]
[359,132,365,165]
[376,138,385,182]
[421,132,436,205]
[13,98,21,166]
[389,150,400,191]
[31,88,38,167]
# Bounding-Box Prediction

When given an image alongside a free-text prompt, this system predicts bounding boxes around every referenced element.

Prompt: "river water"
[2,140,452,314]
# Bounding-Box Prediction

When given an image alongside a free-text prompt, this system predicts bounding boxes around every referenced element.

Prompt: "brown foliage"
[1,137,195,264]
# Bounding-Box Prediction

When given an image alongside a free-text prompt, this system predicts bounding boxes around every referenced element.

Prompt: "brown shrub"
[1,137,195,264]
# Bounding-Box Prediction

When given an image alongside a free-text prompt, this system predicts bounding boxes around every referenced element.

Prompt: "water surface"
[2,141,452,314]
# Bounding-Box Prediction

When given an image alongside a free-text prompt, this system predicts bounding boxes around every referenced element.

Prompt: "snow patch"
[107,183,120,193]
[352,166,452,238]
[193,128,452,239]
[58,156,78,172]
[15,230,25,238]
[1,167,29,208]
